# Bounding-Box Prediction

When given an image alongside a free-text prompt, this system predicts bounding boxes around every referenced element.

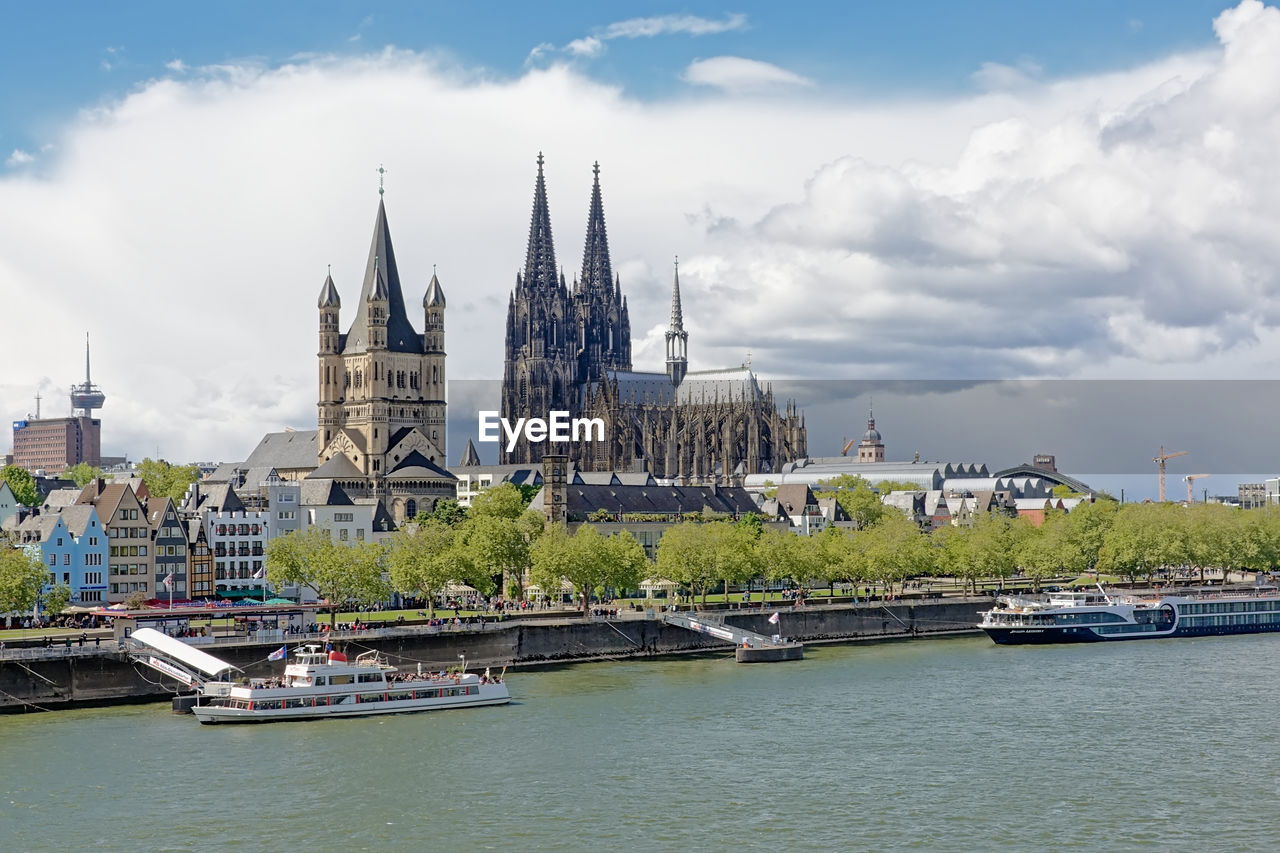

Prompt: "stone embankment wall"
[0,598,988,712]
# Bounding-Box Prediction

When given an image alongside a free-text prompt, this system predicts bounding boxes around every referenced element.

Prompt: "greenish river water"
[4,634,1280,852]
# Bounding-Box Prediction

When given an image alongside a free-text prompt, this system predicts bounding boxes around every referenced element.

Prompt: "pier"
[660,610,804,662]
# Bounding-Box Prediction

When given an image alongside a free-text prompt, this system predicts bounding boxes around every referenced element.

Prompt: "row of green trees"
[262,491,1280,616]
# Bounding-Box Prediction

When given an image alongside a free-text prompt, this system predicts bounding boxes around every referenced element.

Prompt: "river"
[3,633,1279,851]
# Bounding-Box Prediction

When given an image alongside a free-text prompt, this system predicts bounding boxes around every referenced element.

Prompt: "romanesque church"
[500,155,807,482]
[314,193,456,520]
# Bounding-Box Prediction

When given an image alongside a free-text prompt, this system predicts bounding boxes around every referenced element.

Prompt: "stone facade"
[314,194,455,522]
[500,156,806,481]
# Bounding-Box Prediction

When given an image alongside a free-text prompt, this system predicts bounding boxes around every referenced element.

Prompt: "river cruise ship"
[128,628,510,723]
[979,586,1280,644]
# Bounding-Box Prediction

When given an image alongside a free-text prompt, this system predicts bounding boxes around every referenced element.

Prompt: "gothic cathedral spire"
[523,152,558,292]
[580,161,612,294]
[666,257,688,386]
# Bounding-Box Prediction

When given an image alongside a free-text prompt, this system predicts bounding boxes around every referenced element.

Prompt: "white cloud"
[601,13,748,39]
[4,2,1280,464]
[681,56,813,93]
[165,59,187,72]
[546,13,747,61]
[565,36,603,58]
[5,149,34,167]
[971,59,1043,92]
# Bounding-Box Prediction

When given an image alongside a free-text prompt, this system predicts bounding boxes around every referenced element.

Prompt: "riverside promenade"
[0,596,988,712]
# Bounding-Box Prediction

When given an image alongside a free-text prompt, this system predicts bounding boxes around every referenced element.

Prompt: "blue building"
[16,505,109,606]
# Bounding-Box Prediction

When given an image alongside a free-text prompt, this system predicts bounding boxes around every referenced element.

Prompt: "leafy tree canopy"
[60,463,103,488]
[0,546,47,612]
[137,458,201,502]
[1,465,39,507]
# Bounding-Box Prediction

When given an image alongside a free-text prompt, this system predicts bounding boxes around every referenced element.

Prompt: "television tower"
[69,332,107,417]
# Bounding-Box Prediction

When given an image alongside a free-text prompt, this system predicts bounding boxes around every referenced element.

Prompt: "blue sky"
[4,0,1280,495]
[0,1,1230,158]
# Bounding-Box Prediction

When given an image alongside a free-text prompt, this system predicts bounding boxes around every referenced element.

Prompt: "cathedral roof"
[602,370,676,404]
[676,367,762,404]
[307,453,365,480]
[342,197,423,354]
[387,450,456,481]
[299,479,354,507]
[317,272,341,308]
[241,430,320,472]
[424,271,446,308]
[522,152,558,292]
[459,439,481,467]
[579,161,613,294]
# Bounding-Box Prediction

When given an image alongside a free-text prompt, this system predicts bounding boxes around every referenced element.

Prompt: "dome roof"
[862,427,882,442]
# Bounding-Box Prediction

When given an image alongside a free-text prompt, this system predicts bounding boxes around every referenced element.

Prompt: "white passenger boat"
[127,628,510,723]
[980,585,1280,644]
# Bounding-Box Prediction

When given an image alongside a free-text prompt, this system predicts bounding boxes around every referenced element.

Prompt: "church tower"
[317,190,447,478]
[857,407,885,463]
[501,153,577,463]
[573,162,630,383]
[665,258,688,386]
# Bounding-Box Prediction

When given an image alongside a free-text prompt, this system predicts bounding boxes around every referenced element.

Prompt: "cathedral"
[500,155,807,482]
[314,190,456,520]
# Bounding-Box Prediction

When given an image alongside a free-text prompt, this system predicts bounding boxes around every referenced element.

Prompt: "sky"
[2,1,1279,499]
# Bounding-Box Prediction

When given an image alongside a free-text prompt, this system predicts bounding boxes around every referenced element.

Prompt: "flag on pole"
[768,611,780,625]
[162,572,174,590]
[267,646,286,661]
[253,566,265,579]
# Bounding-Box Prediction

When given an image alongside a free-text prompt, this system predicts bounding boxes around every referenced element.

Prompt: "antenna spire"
[377,164,387,196]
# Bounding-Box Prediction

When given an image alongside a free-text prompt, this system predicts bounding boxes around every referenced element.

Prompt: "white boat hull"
[193,684,510,724]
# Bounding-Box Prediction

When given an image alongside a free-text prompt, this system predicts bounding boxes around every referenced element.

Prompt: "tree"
[418,498,466,527]
[1066,498,1118,573]
[657,522,718,607]
[862,511,935,595]
[818,474,884,529]
[1018,511,1084,591]
[137,458,201,502]
[968,513,1031,590]
[756,526,802,593]
[470,482,526,520]
[265,527,390,626]
[463,514,525,598]
[934,524,981,594]
[0,546,46,613]
[707,522,759,604]
[1,465,39,507]
[814,527,867,595]
[1097,503,1186,584]
[386,520,476,616]
[60,463,103,488]
[44,582,72,616]
[531,525,647,610]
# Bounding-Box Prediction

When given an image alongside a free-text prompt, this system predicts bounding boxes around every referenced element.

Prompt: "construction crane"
[1153,445,1188,502]
[1184,474,1209,504]
[841,436,856,456]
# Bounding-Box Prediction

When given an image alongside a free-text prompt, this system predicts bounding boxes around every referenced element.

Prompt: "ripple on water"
[5,634,1280,850]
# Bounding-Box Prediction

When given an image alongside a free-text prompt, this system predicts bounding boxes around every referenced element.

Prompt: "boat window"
[330,675,353,685]
[313,676,326,686]
[358,673,383,683]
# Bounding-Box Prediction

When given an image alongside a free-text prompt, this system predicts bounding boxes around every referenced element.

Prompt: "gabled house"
[77,480,151,603]
[149,497,189,600]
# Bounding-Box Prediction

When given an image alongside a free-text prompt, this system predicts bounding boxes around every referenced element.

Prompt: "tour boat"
[128,628,510,723]
[979,585,1280,644]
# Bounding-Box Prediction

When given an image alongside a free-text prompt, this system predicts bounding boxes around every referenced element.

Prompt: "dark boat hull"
[984,619,1280,645]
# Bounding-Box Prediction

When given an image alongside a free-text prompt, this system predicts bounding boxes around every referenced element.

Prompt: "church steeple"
[523,152,558,292]
[580,161,613,294]
[343,196,423,354]
[665,257,688,386]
